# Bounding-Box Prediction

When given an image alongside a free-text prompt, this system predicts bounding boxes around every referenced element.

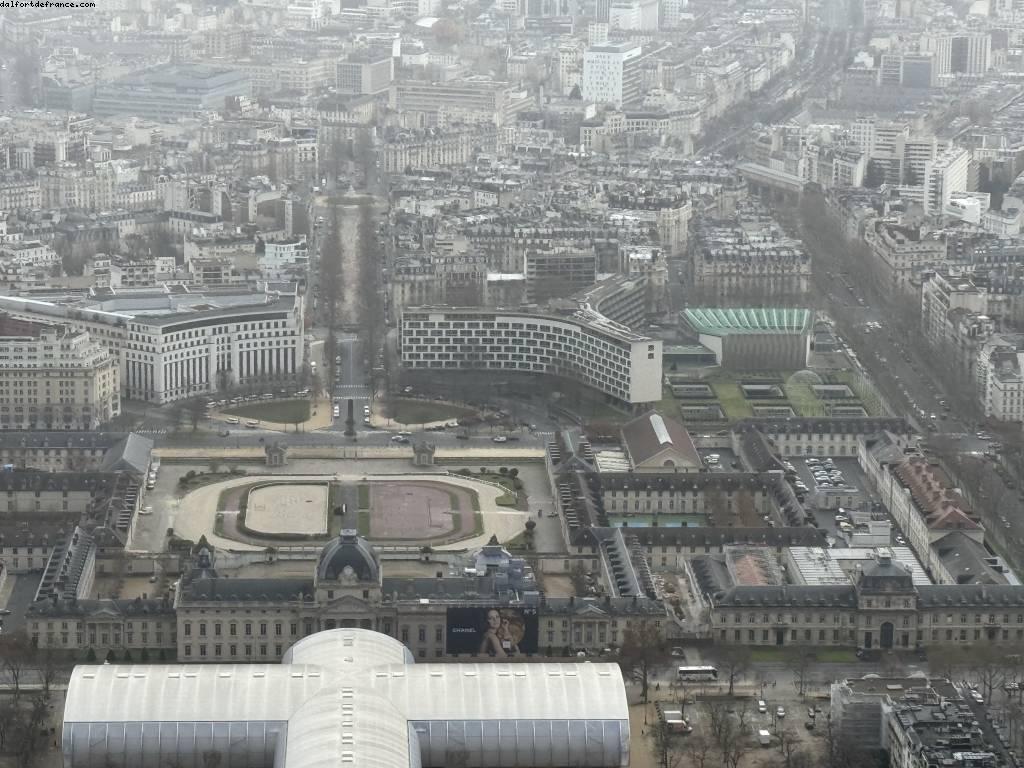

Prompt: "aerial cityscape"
[1,0,1024,765]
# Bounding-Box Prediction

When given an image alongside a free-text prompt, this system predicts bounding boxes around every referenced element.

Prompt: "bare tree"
[619,620,666,704]
[0,631,33,702]
[319,209,343,329]
[784,646,816,697]
[970,645,1007,703]
[685,734,715,768]
[7,694,49,768]
[356,201,384,367]
[187,398,206,431]
[38,647,64,697]
[708,644,751,697]
[707,700,750,768]
[775,726,814,768]
[929,647,966,684]
[651,721,683,768]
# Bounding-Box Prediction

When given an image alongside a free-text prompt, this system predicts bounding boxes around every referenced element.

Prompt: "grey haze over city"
[1,0,1024,767]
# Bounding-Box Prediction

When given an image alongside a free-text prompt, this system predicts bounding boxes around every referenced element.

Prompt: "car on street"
[140,506,153,516]
[776,706,786,718]
[218,429,231,437]
[758,700,767,713]
[391,435,409,443]
[493,436,508,443]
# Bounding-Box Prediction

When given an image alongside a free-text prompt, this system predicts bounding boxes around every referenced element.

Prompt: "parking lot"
[784,456,900,545]
[698,448,741,471]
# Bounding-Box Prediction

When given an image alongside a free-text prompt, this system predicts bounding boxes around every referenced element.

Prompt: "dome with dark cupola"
[316,530,380,584]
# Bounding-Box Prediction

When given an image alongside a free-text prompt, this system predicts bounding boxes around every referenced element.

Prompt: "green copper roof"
[683,308,812,335]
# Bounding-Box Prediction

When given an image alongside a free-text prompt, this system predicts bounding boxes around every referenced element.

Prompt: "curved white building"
[61,628,630,768]
[400,307,662,404]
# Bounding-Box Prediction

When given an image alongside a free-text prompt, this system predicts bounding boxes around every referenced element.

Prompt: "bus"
[677,666,718,682]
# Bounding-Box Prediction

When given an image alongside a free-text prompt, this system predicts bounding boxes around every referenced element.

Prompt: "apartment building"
[392,80,530,127]
[377,127,497,173]
[977,334,1024,422]
[0,285,304,404]
[924,147,970,215]
[236,58,336,96]
[0,175,42,211]
[37,162,117,212]
[400,306,663,404]
[605,185,691,257]
[864,221,945,297]
[337,50,394,95]
[0,313,120,431]
[581,41,642,107]
[259,237,309,281]
[524,245,597,302]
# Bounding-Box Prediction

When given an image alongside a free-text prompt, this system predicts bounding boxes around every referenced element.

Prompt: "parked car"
[493,436,508,443]
[776,706,786,718]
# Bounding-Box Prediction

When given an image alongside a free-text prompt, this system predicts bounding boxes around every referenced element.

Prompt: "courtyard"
[659,369,884,425]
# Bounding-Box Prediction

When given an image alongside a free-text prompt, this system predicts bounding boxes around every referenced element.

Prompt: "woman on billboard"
[478,608,526,657]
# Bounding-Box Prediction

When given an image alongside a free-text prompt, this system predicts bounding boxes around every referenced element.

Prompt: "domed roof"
[317,531,380,584]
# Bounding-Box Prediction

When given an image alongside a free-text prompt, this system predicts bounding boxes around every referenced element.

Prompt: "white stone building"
[0,313,120,430]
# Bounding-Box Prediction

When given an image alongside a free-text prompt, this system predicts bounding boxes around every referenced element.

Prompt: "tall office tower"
[581,41,641,107]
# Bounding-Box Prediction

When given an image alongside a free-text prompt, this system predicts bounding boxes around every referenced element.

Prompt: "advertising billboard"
[446,607,539,657]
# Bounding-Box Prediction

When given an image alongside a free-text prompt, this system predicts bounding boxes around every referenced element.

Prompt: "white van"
[225,417,240,425]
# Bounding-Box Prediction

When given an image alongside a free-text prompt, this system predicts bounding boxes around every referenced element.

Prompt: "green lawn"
[709,376,752,421]
[832,370,886,416]
[750,646,858,663]
[225,399,311,424]
[468,471,525,509]
[357,484,370,510]
[388,398,475,425]
[782,378,827,418]
[655,386,683,421]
